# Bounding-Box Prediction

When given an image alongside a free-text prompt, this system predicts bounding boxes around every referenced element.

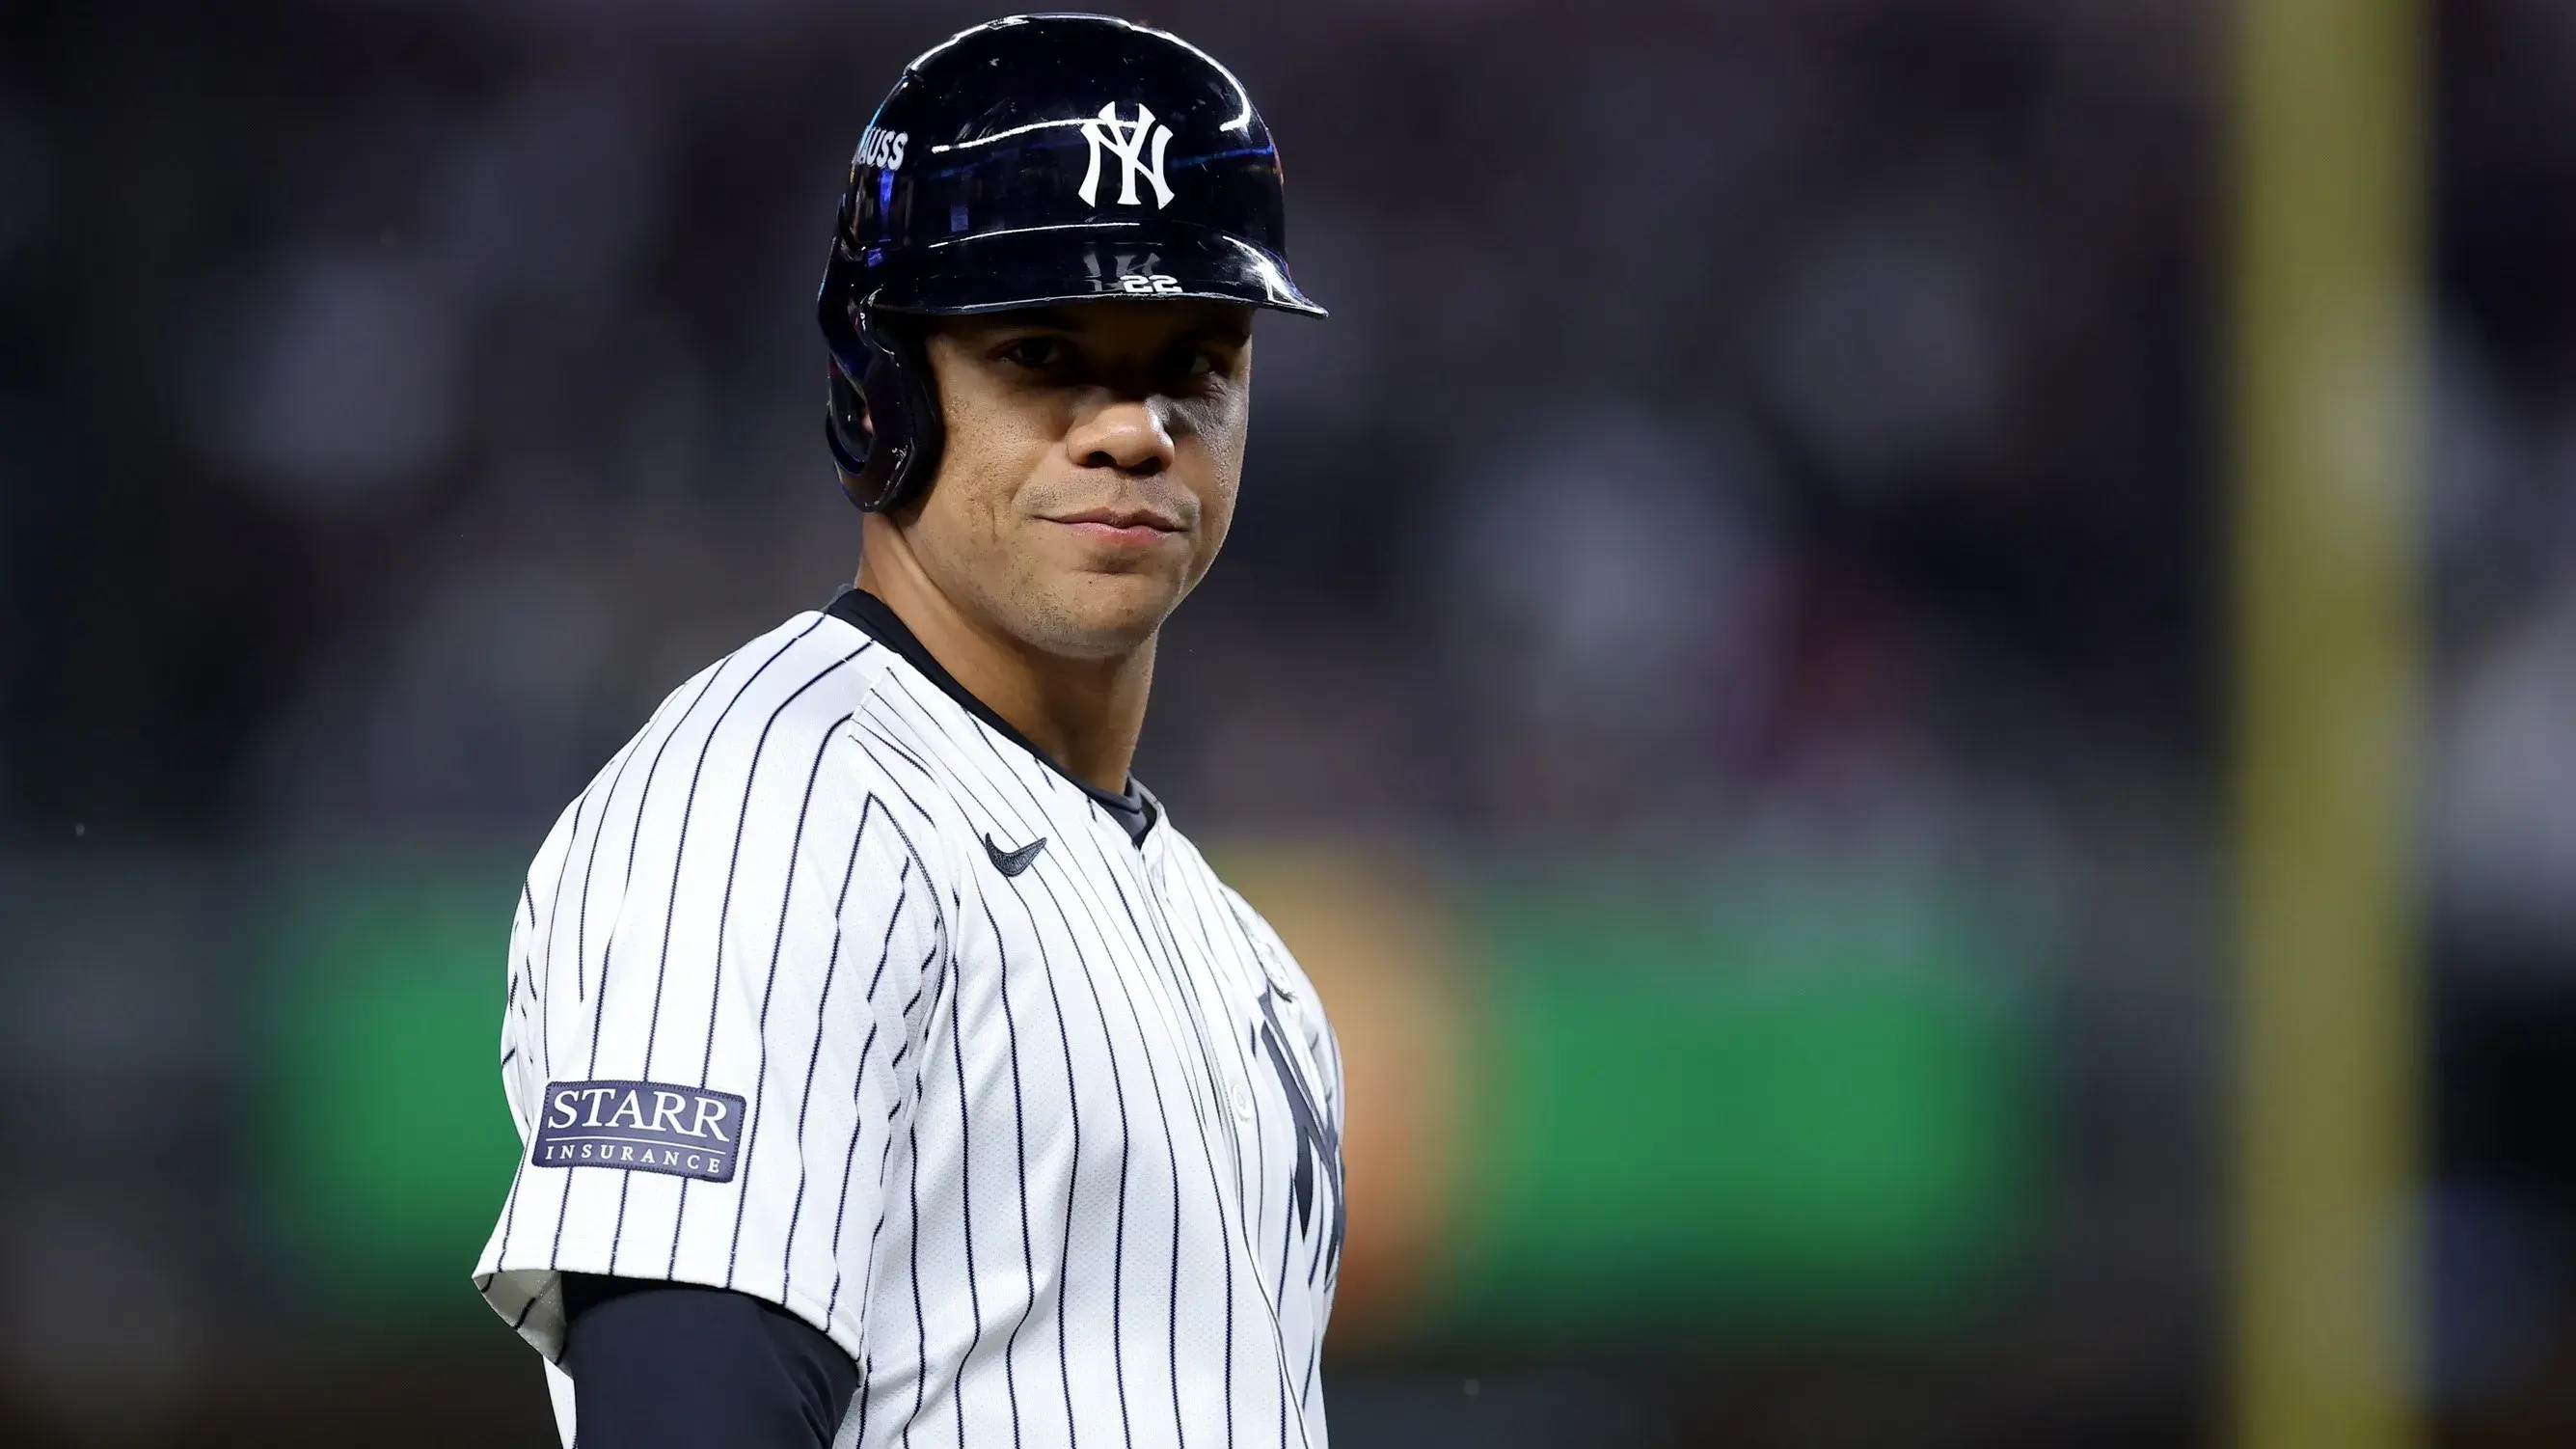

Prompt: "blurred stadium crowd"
[3,0,2575,1445]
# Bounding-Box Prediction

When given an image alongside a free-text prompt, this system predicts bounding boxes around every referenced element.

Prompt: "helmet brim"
[855,224,1326,318]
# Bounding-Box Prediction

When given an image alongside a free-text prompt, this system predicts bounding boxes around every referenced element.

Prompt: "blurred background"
[0,0,2567,1444]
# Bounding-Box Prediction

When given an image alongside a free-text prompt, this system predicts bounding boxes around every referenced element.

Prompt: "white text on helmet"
[854,125,908,172]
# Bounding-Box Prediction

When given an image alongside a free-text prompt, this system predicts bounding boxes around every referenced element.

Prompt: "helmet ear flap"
[826,358,873,492]
[820,287,945,512]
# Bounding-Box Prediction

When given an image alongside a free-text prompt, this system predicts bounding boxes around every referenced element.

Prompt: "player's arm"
[475,698,956,1441]
[557,1274,855,1449]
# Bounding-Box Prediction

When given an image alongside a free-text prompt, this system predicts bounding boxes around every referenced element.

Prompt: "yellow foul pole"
[2230,0,2427,1445]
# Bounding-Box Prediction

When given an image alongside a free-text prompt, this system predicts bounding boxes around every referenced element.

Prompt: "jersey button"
[1232,1083,1255,1121]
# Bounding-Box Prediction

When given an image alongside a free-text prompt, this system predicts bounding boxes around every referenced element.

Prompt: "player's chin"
[1026,568,1191,656]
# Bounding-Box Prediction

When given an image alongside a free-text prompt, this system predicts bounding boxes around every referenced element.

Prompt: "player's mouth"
[1042,506,1185,549]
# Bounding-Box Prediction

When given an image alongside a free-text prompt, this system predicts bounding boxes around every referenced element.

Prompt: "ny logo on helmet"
[1077,103,1175,209]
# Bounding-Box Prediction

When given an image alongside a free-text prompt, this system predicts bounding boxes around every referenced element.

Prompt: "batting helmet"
[819,14,1327,512]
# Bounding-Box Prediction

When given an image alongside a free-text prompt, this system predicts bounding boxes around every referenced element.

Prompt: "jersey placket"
[1119,828,1317,1449]
[1068,808,1220,1136]
[1132,840,1270,1209]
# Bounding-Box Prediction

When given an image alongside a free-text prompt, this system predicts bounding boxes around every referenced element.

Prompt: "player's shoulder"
[603,607,891,769]
[692,605,899,738]
[702,608,969,834]
[581,606,972,889]
[544,606,938,842]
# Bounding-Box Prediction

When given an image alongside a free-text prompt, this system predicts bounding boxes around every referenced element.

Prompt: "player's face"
[903,300,1254,658]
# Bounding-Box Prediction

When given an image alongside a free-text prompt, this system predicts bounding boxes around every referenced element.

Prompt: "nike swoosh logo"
[983,833,1046,878]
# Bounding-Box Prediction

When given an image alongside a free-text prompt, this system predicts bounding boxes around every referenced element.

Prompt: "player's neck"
[852,556,1152,798]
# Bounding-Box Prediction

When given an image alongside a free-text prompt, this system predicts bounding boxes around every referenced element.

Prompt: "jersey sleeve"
[475,662,957,1371]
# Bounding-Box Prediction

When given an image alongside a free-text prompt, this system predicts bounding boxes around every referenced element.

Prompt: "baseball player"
[473,15,1346,1448]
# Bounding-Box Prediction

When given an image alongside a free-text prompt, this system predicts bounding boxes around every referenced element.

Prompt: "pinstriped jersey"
[473,597,1346,1449]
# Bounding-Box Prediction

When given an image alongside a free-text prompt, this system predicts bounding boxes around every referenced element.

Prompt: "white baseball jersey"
[475,590,1346,1449]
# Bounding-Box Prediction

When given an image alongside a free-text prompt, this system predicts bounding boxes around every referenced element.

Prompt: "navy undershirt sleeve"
[560,1273,857,1448]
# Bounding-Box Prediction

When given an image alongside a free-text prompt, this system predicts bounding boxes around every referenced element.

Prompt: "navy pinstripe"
[475,606,1343,1449]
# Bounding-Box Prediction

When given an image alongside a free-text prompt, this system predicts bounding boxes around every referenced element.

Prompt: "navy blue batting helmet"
[820,14,1326,512]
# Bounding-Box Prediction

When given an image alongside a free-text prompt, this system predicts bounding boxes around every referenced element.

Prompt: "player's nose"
[1065,399,1176,478]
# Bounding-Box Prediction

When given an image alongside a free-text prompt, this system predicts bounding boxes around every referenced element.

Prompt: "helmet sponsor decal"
[854,124,908,172]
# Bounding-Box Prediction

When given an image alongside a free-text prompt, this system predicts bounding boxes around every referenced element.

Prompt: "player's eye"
[998,336,1077,372]
[1160,345,1230,390]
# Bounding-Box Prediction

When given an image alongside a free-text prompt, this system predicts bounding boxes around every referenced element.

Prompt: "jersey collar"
[825,586,1159,846]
